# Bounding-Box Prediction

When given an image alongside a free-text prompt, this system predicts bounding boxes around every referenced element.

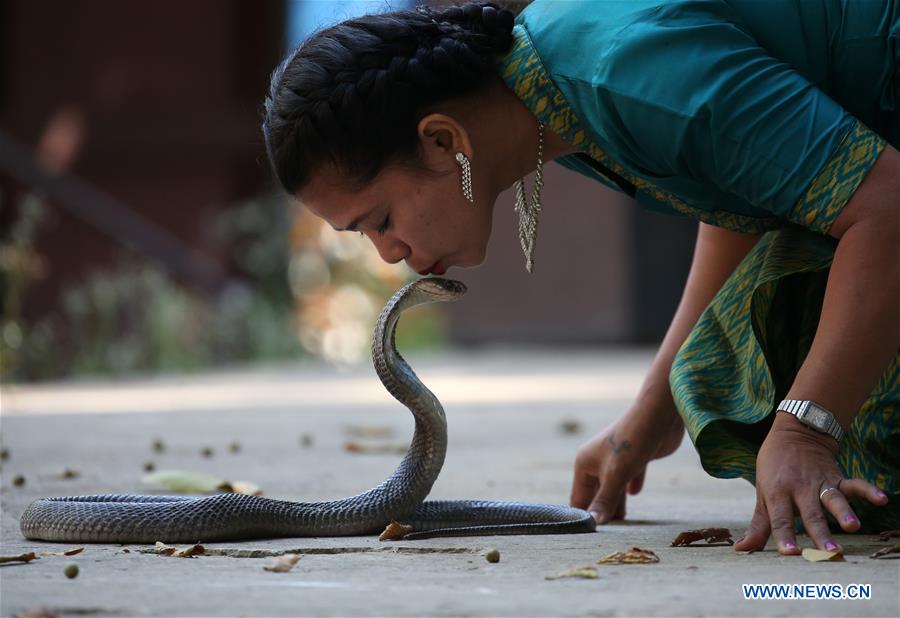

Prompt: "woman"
[263,0,899,554]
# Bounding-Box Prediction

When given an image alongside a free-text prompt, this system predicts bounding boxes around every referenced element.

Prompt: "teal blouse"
[498,0,897,234]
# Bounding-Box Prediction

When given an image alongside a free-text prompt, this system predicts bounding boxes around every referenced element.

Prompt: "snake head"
[413,277,467,301]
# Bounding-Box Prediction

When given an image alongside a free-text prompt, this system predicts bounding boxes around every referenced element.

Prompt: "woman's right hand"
[569,401,685,524]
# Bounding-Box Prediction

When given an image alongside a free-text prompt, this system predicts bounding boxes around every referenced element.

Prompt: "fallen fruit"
[485,549,500,563]
[558,419,582,434]
[63,563,79,578]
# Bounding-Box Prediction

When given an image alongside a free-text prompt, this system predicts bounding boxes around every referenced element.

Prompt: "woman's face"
[299,161,495,276]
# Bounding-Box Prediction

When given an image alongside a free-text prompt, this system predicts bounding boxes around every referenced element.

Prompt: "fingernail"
[589,510,600,522]
[844,514,857,524]
[783,542,797,550]
[825,541,838,551]
[734,535,745,544]
[876,490,887,498]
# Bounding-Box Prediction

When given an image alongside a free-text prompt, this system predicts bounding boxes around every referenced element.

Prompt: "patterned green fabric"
[669,226,900,532]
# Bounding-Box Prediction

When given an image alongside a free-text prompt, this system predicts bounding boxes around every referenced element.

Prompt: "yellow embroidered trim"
[790,120,887,234]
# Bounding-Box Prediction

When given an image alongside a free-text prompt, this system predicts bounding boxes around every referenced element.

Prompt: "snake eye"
[416,277,467,298]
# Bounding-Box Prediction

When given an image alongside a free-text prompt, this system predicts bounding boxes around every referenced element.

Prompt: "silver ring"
[819,486,840,501]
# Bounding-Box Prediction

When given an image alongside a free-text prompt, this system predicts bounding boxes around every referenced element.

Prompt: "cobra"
[20,277,596,543]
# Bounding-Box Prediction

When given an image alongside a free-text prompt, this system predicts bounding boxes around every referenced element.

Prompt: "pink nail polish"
[783,542,797,550]
[876,490,887,498]
[825,541,838,551]
[844,514,857,524]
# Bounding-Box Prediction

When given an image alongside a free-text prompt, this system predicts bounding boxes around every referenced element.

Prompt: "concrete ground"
[1,348,897,618]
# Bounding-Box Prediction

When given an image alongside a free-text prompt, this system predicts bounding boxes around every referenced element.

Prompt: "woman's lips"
[418,260,446,276]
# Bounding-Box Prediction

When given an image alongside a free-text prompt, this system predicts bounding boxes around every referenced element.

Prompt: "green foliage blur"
[0,193,302,382]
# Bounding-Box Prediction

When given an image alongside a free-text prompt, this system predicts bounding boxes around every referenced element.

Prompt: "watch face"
[806,407,830,430]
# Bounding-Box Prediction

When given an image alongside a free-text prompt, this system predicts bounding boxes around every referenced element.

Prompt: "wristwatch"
[776,399,845,442]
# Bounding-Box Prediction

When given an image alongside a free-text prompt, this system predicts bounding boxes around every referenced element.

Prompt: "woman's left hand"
[733,413,889,555]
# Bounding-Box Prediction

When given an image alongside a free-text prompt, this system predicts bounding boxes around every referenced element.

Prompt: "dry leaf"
[142,470,261,496]
[671,527,734,547]
[40,547,84,557]
[0,552,37,564]
[379,520,413,541]
[263,553,301,572]
[142,470,228,494]
[878,529,900,540]
[870,544,900,559]
[154,541,205,557]
[344,425,394,439]
[344,441,407,455]
[597,547,659,564]
[545,565,598,580]
[801,548,844,562]
[228,481,263,496]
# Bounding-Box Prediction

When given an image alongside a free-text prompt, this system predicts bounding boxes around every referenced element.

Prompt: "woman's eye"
[377,216,390,236]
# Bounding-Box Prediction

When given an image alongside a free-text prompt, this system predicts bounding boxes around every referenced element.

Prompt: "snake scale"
[20,277,596,543]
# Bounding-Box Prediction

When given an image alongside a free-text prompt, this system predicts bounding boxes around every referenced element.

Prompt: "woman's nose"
[370,233,410,265]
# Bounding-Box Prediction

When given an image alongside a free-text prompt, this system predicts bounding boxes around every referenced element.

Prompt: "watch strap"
[777,399,845,442]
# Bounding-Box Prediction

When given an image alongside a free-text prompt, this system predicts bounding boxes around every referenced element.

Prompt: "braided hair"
[262,2,516,196]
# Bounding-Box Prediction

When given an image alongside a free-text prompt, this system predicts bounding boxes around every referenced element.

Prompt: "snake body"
[20,278,595,543]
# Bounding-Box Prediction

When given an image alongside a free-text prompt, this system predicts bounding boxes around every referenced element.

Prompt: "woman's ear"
[417,113,472,171]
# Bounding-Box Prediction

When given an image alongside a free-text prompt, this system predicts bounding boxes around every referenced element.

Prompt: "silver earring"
[455,152,474,203]
[514,123,545,273]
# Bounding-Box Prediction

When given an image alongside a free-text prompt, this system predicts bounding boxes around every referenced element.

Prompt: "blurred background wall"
[0,0,696,382]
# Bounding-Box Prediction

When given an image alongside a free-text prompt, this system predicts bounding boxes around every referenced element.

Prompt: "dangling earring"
[514,123,545,273]
[455,152,474,204]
